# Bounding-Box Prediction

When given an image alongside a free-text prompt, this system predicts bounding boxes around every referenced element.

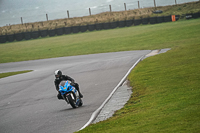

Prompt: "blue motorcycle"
[59,80,83,108]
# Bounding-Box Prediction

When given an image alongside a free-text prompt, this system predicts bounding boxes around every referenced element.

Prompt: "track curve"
[0,50,150,133]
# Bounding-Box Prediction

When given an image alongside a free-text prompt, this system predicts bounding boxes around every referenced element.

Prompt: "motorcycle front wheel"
[66,93,78,108]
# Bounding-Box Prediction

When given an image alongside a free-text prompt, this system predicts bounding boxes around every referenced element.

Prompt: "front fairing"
[59,81,73,95]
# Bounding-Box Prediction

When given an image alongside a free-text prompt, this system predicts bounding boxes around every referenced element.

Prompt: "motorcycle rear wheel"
[78,99,83,107]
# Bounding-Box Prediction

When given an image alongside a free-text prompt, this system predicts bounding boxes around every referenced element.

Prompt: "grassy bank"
[0,70,32,79]
[77,31,200,133]
[0,18,200,63]
[0,1,199,35]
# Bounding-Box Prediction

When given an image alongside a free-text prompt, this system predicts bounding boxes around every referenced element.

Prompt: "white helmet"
[55,70,62,79]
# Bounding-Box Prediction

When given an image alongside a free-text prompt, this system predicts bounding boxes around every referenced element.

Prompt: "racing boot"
[76,86,83,98]
[57,92,64,100]
[71,82,83,98]
[78,91,83,98]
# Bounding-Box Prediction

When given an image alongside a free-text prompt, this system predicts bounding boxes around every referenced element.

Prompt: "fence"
[18,0,197,24]
[1,12,200,43]
[0,0,198,27]
[0,0,200,43]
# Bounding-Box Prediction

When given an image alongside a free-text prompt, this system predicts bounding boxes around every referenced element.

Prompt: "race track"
[0,50,150,133]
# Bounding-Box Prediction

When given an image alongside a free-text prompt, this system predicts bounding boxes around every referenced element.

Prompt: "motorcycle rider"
[54,70,83,99]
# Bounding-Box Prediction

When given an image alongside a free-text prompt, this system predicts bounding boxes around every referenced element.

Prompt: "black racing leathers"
[54,75,83,99]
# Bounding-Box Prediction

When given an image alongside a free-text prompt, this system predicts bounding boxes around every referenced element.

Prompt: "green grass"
[0,70,32,79]
[1,17,199,132]
[0,19,200,63]
[77,33,200,133]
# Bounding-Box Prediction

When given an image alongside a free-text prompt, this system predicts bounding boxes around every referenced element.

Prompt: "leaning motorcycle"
[59,80,83,108]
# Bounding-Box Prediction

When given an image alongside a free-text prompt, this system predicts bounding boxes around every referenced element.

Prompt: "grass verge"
[0,18,200,63]
[77,35,200,133]
[0,70,32,79]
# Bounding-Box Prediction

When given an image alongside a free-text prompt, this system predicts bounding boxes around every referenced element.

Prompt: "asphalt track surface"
[0,50,150,133]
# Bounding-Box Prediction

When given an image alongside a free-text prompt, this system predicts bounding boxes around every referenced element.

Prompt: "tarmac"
[93,48,171,123]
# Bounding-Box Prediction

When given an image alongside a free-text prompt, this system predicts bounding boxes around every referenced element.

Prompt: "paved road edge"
[79,55,145,131]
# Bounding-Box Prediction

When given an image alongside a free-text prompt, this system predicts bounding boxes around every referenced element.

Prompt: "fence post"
[109,5,112,12]
[89,8,91,16]
[138,1,140,9]
[21,17,23,25]
[67,10,70,18]
[124,3,127,11]
[46,14,48,21]
[154,0,156,8]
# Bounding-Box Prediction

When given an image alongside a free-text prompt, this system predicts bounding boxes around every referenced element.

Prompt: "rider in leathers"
[54,70,83,99]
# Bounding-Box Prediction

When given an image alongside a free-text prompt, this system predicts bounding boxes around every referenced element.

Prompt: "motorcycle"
[59,80,83,108]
